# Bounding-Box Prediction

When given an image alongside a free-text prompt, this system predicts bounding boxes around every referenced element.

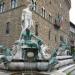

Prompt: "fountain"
[0,0,75,75]
[0,0,51,72]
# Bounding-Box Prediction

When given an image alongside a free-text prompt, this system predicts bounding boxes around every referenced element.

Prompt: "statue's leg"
[48,64,53,72]
[4,61,10,70]
[2,57,9,70]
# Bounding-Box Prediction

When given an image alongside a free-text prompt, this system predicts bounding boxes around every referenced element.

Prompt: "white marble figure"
[21,6,33,30]
[38,44,51,60]
[19,3,33,40]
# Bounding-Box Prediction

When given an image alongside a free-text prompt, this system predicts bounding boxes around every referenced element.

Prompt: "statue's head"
[27,0,32,10]
[26,28,30,35]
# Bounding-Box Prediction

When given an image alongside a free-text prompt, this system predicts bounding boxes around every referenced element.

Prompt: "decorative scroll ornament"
[54,14,63,28]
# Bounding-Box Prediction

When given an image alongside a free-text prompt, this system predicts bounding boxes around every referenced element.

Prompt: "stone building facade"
[70,22,75,48]
[0,0,71,51]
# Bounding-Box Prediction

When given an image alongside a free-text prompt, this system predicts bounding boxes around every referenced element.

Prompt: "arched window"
[32,0,37,11]
[2,2,5,11]
[0,4,2,13]
[60,35,64,42]
[35,23,38,36]
[11,0,18,8]
[6,22,10,34]
[0,2,5,13]
[55,35,57,42]
[49,13,52,22]
[49,29,50,40]
[42,7,45,18]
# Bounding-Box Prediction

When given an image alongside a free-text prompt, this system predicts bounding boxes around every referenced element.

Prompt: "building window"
[0,4,2,13]
[55,35,57,42]
[42,7,45,18]
[2,2,5,11]
[6,22,10,34]
[60,35,64,42]
[35,23,38,36]
[60,3,61,8]
[49,0,51,4]
[49,13,52,22]
[11,0,17,9]
[49,29,50,40]
[0,2,5,13]
[32,0,37,11]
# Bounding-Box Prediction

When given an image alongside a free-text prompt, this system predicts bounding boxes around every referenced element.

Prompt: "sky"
[70,0,75,24]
